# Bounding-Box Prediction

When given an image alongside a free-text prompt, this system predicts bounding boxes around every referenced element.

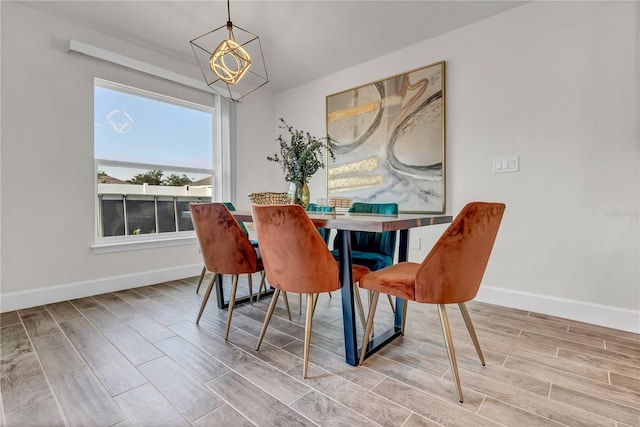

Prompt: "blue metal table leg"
[358,229,408,363]
[338,230,359,366]
[395,229,409,329]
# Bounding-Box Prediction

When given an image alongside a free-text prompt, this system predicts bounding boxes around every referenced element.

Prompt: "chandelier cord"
[226,0,233,36]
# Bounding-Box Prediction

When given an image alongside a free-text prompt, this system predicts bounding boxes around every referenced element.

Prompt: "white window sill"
[91,234,197,254]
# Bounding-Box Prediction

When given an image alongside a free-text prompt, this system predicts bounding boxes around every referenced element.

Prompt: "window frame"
[92,78,227,253]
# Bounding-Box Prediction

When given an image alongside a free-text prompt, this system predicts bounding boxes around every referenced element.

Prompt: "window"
[94,79,215,247]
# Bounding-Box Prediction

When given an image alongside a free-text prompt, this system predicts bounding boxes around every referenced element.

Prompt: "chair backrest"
[251,204,340,294]
[415,202,505,304]
[190,203,258,274]
[306,203,335,245]
[334,202,399,259]
[248,192,290,205]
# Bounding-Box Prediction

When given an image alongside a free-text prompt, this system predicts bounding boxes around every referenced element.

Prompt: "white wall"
[274,1,640,331]
[0,2,213,307]
[234,89,281,210]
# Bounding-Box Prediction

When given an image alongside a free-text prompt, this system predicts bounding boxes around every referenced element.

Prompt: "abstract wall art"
[326,61,445,213]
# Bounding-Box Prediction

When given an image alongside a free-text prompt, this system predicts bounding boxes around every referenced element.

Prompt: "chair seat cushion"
[331,249,393,272]
[333,263,370,284]
[351,264,370,284]
[359,262,421,301]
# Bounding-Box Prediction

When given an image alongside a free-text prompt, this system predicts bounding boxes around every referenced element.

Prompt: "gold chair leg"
[401,298,408,336]
[282,291,292,320]
[224,275,240,341]
[248,273,253,305]
[387,294,395,313]
[367,290,376,337]
[257,271,266,300]
[299,292,321,316]
[196,266,207,293]
[303,293,315,378]
[438,304,464,403]
[358,291,380,366]
[196,273,217,323]
[256,289,281,351]
[459,303,485,366]
[312,293,319,315]
[353,283,367,330]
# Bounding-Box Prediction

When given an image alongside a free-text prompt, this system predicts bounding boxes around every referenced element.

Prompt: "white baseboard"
[0,264,203,313]
[476,286,640,334]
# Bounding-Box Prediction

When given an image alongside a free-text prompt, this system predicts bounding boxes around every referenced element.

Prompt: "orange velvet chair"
[195,201,258,294]
[358,202,505,402]
[251,203,370,378]
[246,192,294,317]
[190,202,266,340]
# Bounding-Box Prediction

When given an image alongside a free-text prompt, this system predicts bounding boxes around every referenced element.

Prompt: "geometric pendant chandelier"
[190,0,268,102]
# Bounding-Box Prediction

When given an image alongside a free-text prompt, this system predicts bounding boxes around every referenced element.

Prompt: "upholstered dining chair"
[357,202,506,402]
[190,202,267,340]
[251,203,370,378]
[332,202,398,314]
[195,202,258,293]
[247,192,295,319]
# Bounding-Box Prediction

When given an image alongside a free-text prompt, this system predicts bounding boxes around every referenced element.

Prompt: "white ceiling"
[22,1,527,92]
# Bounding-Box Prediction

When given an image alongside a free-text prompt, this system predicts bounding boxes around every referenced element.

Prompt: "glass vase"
[288,181,310,208]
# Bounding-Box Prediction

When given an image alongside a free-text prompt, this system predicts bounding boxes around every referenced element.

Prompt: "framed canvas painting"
[326,61,445,213]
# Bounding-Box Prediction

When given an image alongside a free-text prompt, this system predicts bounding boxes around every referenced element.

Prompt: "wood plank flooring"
[1,274,638,426]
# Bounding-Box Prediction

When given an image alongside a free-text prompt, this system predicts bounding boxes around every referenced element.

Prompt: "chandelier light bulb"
[209,37,252,85]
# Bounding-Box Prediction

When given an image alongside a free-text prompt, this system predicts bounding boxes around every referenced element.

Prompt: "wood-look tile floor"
[1,274,639,426]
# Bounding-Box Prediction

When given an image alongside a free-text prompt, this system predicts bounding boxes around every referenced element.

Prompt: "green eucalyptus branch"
[267,118,335,183]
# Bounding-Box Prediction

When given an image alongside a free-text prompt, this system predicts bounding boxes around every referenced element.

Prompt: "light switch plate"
[493,156,519,173]
[411,236,421,250]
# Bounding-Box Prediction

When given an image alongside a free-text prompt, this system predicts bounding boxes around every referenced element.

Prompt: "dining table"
[230,209,453,366]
